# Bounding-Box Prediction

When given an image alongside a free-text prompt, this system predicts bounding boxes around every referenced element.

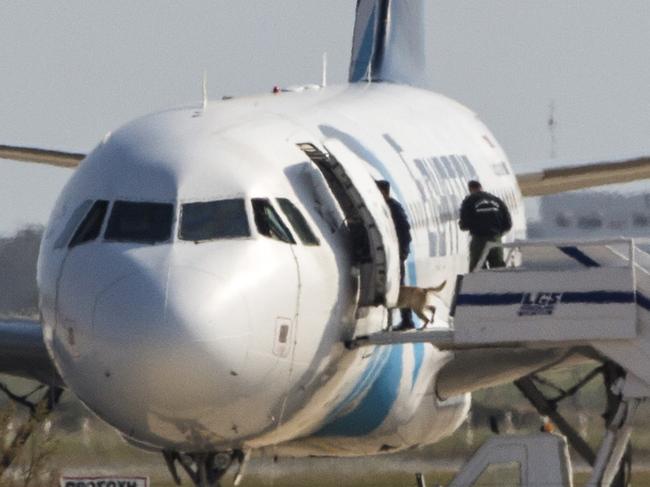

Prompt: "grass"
[130,469,650,486]
[3,365,650,486]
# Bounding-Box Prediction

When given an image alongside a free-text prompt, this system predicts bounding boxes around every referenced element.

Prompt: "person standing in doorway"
[459,180,512,271]
[376,180,414,329]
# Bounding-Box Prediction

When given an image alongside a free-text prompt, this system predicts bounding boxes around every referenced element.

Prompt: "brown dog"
[396,281,447,324]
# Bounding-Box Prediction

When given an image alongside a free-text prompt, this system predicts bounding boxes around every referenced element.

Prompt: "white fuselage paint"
[37,83,526,455]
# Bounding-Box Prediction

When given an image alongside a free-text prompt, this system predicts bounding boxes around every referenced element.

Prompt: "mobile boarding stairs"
[352,238,650,487]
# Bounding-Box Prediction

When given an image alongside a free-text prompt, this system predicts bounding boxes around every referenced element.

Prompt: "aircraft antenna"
[548,100,557,159]
[321,52,328,87]
[202,70,208,113]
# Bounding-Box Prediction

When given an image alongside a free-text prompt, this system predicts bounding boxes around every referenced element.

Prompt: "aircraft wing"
[2,143,649,193]
[0,145,75,387]
[0,320,62,386]
[516,154,650,197]
[0,144,85,168]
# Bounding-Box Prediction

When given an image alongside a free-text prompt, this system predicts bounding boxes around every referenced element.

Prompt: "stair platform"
[350,238,650,394]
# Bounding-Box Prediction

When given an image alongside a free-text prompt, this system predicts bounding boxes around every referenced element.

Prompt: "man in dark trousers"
[459,180,512,271]
[376,180,414,329]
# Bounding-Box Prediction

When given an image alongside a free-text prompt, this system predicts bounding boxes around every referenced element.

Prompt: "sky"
[1,1,649,236]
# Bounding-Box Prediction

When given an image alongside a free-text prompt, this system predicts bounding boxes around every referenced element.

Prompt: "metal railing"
[474,237,650,272]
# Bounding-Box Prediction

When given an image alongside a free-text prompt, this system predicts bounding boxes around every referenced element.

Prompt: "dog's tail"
[427,281,447,293]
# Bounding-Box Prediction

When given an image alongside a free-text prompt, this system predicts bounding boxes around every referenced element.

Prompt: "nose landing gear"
[163,449,245,487]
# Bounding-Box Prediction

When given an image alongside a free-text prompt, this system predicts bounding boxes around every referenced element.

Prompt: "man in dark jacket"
[459,180,512,271]
[376,180,414,328]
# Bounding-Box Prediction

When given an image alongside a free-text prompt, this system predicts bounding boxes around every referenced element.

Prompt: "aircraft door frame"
[297,140,400,309]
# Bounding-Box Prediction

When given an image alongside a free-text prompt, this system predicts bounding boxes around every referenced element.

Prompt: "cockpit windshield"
[105,201,174,244]
[179,199,250,242]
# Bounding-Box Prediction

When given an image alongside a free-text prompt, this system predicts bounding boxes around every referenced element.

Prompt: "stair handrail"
[476,237,650,272]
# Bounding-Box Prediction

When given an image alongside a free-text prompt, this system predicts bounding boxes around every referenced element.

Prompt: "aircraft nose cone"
[88,265,253,446]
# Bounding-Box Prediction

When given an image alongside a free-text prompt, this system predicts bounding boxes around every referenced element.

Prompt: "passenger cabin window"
[105,201,173,244]
[180,199,250,242]
[577,215,603,230]
[252,198,295,244]
[69,200,109,248]
[277,198,320,246]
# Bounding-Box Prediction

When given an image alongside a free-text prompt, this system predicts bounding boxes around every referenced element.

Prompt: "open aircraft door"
[298,140,401,309]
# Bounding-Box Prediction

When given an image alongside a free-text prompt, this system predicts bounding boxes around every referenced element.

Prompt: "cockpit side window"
[276,198,320,246]
[55,199,93,249]
[69,200,109,248]
[105,201,173,244]
[252,198,295,244]
[180,199,250,242]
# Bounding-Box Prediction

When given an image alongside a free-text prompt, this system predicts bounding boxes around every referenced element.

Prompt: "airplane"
[0,1,649,486]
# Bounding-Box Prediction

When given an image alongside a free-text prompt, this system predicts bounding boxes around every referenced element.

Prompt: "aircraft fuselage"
[37,82,526,455]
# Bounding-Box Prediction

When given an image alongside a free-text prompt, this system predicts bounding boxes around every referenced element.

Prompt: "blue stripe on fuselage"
[318,346,391,426]
[315,344,404,437]
[411,343,425,390]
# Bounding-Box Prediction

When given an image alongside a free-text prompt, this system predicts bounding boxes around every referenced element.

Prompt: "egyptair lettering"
[411,153,477,257]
